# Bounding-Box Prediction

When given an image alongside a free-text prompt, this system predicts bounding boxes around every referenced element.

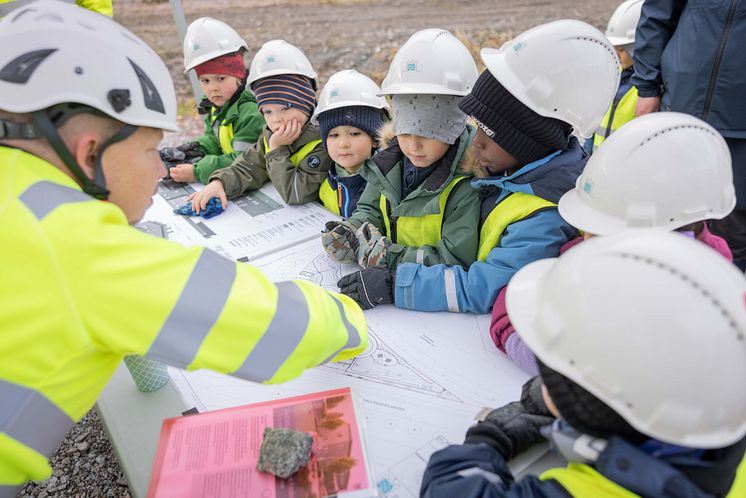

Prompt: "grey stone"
[256,427,313,479]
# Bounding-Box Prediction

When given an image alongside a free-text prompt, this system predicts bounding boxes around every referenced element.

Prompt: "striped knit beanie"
[459,70,571,164]
[251,74,317,117]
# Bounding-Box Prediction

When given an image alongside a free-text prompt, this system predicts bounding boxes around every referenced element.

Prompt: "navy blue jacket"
[421,437,746,498]
[631,0,746,138]
[325,163,367,219]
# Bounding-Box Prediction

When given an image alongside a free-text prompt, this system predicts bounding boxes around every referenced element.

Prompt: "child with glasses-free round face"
[325,125,375,173]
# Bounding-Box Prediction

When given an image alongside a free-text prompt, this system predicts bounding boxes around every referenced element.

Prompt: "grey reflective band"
[232,141,251,152]
[234,281,311,382]
[0,0,74,16]
[0,379,74,458]
[444,268,460,313]
[19,181,92,220]
[147,249,236,367]
[319,294,364,365]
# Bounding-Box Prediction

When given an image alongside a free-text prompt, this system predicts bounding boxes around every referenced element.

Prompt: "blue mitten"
[174,197,225,219]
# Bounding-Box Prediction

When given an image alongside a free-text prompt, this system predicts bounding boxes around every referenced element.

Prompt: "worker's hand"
[187,180,227,214]
[170,163,196,183]
[337,267,394,310]
[268,119,303,151]
[322,221,359,263]
[355,222,390,268]
[635,95,660,117]
[464,401,554,460]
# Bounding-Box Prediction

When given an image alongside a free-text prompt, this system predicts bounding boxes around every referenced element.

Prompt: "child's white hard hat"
[312,70,389,124]
[481,20,620,139]
[559,112,735,234]
[0,0,177,132]
[183,17,247,73]
[381,29,478,97]
[605,0,644,46]
[507,230,746,449]
[247,40,317,90]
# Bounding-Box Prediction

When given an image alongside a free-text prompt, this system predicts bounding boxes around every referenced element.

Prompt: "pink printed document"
[147,387,377,498]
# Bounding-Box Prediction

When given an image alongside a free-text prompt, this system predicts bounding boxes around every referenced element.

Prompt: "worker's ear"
[68,130,103,181]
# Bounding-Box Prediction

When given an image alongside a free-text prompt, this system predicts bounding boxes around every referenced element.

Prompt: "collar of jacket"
[472,136,587,204]
[326,163,367,190]
[264,120,321,154]
[360,125,475,197]
[546,420,746,497]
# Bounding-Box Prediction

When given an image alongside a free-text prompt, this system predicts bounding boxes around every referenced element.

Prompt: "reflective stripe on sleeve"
[0,379,74,458]
[19,181,92,220]
[319,294,364,364]
[233,281,311,382]
[416,249,424,264]
[444,268,460,313]
[146,249,236,367]
[232,141,251,152]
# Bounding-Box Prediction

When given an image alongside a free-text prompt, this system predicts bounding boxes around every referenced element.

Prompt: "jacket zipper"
[702,0,738,120]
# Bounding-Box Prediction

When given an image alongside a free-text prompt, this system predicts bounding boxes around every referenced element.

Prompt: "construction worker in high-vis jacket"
[0,0,112,17]
[0,1,367,493]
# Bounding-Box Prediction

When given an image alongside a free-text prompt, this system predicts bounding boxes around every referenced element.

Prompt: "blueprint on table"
[168,239,536,497]
[140,180,334,261]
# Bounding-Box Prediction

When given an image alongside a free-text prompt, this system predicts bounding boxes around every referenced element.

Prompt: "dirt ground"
[114,0,621,107]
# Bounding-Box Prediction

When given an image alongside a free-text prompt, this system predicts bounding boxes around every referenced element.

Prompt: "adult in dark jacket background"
[631,0,746,269]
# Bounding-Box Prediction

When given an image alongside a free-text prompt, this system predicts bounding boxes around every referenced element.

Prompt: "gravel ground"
[16,411,131,498]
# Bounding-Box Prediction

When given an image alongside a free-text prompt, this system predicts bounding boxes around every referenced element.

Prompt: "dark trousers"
[710,137,746,269]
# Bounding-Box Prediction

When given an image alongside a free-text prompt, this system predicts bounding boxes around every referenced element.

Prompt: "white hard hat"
[606,0,644,46]
[559,112,735,235]
[481,20,620,138]
[312,70,389,124]
[183,17,247,73]
[381,29,478,96]
[507,230,746,449]
[247,39,317,90]
[0,0,177,132]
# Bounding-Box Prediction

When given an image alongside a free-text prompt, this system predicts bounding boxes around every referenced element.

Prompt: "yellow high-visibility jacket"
[0,146,367,489]
[0,0,113,17]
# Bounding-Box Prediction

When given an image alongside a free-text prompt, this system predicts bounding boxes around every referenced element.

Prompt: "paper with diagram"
[137,180,334,261]
[168,239,535,497]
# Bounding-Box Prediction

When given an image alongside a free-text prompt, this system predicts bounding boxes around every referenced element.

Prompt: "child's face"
[326,125,374,173]
[615,46,633,70]
[471,128,521,175]
[198,74,241,107]
[260,103,309,134]
[397,134,450,168]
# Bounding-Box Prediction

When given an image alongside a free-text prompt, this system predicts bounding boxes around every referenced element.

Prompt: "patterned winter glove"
[464,401,554,460]
[176,141,206,161]
[322,221,359,263]
[337,267,394,310]
[355,222,391,268]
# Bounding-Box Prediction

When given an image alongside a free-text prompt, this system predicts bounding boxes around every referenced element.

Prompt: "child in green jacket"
[189,40,330,209]
[168,17,263,184]
[322,29,481,281]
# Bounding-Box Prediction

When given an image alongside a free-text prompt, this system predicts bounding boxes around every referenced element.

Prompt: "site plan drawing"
[168,238,534,496]
[140,180,334,261]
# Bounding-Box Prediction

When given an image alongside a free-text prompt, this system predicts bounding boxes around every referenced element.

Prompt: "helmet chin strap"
[31,109,137,200]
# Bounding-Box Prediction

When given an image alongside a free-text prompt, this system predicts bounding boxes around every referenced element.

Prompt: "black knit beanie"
[458,70,572,165]
[316,106,385,148]
[537,360,647,443]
